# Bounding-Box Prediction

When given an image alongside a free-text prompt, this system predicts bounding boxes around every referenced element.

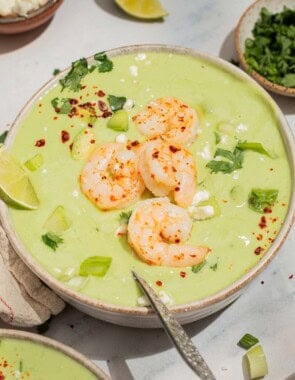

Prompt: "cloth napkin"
[0,225,65,327]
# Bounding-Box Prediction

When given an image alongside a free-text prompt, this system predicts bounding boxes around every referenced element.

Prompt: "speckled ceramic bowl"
[0,45,294,328]
[0,329,109,379]
[0,0,63,34]
[235,0,295,97]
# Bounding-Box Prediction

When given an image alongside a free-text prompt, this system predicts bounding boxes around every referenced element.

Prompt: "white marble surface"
[0,0,294,379]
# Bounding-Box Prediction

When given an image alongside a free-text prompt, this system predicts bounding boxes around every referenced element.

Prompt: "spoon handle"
[132,271,216,380]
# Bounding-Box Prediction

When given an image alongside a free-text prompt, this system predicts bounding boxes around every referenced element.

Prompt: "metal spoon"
[132,271,216,380]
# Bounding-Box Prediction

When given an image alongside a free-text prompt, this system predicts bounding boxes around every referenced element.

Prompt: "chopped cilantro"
[236,141,271,157]
[51,97,72,114]
[19,360,23,373]
[41,232,63,251]
[248,188,278,213]
[107,95,127,112]
[53,68,61,76]
[119,210,132,224]
[0,130,8,144]
[206,147,244,174]
[192,261,206,273]
[210,263,218,271]
[244,7,295,88]
[94,52,113,73]
[60,58,89,92]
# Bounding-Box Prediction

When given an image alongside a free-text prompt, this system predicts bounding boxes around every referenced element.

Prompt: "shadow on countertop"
[0,20,50,55]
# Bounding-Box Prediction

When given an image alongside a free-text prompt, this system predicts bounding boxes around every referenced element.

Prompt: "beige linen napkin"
[0,225,65,327]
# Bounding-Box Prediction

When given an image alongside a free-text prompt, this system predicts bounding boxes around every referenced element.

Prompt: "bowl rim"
[234,0,295,97]
[0,0,61,24]
[0,328,109,379]
[0,43,294,319]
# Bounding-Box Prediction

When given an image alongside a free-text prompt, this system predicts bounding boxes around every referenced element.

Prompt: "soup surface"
[0,337,98,379]
[8,51,291,307]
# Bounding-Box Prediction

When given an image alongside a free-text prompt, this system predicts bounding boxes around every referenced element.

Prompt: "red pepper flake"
[169,145,180,153]
[156,280,163,286]
[61,130,70,143]
[69,143,73,151]
[282,203,286,207]
[102,111,112,118]
[81,85,86,89]
[69,98,78,105]
[90,139,96,144]
[88,123,93,128]
[53,116,58,120]
[38,103,42,107]
[254,246,264,255]
[98,100,108,112]
[35,139,45,147]
[180,271,186,278]
[97,90,105,97]
[259,216,267,229]
[2,362,7,368]
[269,168,274,171]
[263,207,272,214]
[272,217,278,223]
[0,374,5,380]
[289,274,294,279]
[175,186,180,192]
[256,234,263,241]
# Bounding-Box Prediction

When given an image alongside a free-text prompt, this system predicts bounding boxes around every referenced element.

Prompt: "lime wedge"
[0,148,39,210]
[115,0,168,19]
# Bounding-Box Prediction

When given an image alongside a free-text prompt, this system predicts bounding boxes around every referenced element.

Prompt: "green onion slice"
[79,256,112,277]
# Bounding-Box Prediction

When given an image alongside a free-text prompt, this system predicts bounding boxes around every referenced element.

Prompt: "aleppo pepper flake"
[35,139,45,147]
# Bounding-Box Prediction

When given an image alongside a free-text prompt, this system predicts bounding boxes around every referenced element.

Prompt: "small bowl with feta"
[0,0,63,34]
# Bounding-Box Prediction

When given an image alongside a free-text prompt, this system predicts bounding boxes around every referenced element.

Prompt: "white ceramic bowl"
[1,45,294,328]
[235,0,295,97]
[0,328,109,379]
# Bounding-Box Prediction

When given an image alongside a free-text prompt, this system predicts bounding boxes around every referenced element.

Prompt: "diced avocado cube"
[71,128,96,160]
[25,154,44,171]
[44,205,72,234]
[107,109,129,131]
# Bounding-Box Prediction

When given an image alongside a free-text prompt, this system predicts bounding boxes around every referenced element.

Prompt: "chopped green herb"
[119,210,132,224]
[0,130,8,144]
[238,333,259,349]
[94,52,114,73]
[248,188,278,213]
[41,232,63,251]
[60,58,89,92]
[19,360,23,373]
[53,68,61,76]
[210,263,218,271]
[236,141,271,157]
[79,256,112,277]
[51,97,72,114]
[244,7,295,88]
[230,58,240,67]
[37,316,52,334]
[214,131,221,144]
[107,95,127,112]
[206,147,244,174]
[245,344,268,379]
[192,261,206,273]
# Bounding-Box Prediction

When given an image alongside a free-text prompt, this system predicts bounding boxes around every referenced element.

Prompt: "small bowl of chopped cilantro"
[235,0,295,97]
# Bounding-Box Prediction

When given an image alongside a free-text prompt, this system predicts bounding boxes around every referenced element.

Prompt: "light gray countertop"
[0,1,294,379]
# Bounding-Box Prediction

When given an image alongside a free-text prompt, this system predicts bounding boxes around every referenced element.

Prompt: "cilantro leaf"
[0,130,8,144]
[236,141,271,157]
[248,188,279,213]
[206,147,244,174]
[107,95,127,112]
[60,58,89,92]
[51,97,72,114]
[41,233,63,251]
[94,52,113,73]
[214,131,221,144]
[119,210,132,224]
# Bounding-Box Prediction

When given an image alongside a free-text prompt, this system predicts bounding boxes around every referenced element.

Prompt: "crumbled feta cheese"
[232,171,239,180]
[135,53,147,61]
[129,65,138,77]
[137,295,150,307]
[123,98,134,110]
[41,168,47,174]
[236,123,248,132]
[0,0,49,17]
[72,190,79,198]
[238,235,251,246]
[192,190,210,206]
[116,224,127,236]
[198,142,211,160]
[67,276,88,291]
[115,133,127,144]
[159,291,173,306]
[188,205,215,221]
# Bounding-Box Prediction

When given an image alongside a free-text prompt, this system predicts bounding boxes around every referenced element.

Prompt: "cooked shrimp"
[127,198,210,267]
[80,142,145,210]
[132,97,199,146]
[138,138,197,208]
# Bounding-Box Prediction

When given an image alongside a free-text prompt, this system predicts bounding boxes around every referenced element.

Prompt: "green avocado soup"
[8,51,291,307]
[0,337,99,379]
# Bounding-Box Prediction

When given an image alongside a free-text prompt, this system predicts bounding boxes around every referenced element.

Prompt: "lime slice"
[0,148,39,210]
[115,0,168,20]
